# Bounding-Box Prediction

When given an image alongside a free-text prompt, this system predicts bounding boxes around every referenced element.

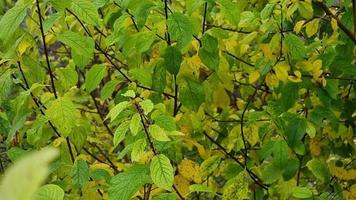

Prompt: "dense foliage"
[0,0,355,199]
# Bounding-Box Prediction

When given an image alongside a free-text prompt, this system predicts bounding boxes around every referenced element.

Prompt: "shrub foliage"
[0,0,355,199]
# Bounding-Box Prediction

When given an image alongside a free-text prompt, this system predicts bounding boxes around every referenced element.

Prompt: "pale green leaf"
[139,99,154,115]
[149,124,170,142]
[0,148,59,200]
[168,13,193,49]
[130,113,141,136]
[70,159,89,189]
[109,165,151,200]
[71,0,99,26]
[107,101,130,122]
[131,138,146,162]
[113,121,130,147]
[0,2,30,43]
[45,97,80,136]
[292,187,313,199]
[34,184,64,200]
[84,64,106,93]
[150,154,174,190]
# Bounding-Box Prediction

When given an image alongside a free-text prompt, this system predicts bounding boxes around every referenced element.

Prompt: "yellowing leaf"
[52,137,66,147]
[266,72,279,87]
[274,63,290,82]
[149,125,170,142]
[174,175,190,197]
[331,18,338,31]
[294,20,305,33]
[249,71,260,84]
[306,19,319,37]
[309,138,321,156]
[178,159,202,183]
[288,70,302,83]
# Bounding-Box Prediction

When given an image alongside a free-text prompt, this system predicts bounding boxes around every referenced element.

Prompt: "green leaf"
[260,4,275,20]
[49,0,72,11]
[55,65,78,93]
[113,121,130,147]
[283,114,307,155]
[34,184,65,200]
[199,34,220,71]
[45,97,80,136]
[152,193,176,200]
[277,83,299,113]
[0,148,59,200]
[292,187,313,199]
[164,46,182,75]
[282,159,299,181]
[179,77,205,111]
[200,155,221,177]
[71,0,99,26]
[272,140,289,169]
[152,62,166,94]
[149,124,170,142]
[153,115,176,131]
[306,159,330,183]
[70,159,89,189]
[43,13,62,33]
[122,90,136,98]
[84,64,106,93]
[139,99,154,115]
[131,138,146,162]
[216,0,240,26]
[101,79,119,100]
[222,171,250,200]
[109,165,151,200]
[298,1,313,19]
[285,34,306,60]
[57,31,95,68]
[107,101,130,122]
[150,154,174,190]
[168,13,193,49]
[189,184,213,193]
[133,1,155,30]
[130,113,141,136]
[0,2,29,43]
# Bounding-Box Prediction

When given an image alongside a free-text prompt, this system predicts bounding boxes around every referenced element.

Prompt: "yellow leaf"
[213,84,230,108]
[249,70,260,84]
[52,137,65,147]
[274,63,290,82]
[240,32,258,44]
[306,19,319,37]
[309,138,321,156]
[288,70,302,82]
[174,175,190,197]
[294,20,305,33]
[259,43,274,61]
[331,18,338,31]
[18,39,30,55]
[266,72,279,87]
[178,159,202,183]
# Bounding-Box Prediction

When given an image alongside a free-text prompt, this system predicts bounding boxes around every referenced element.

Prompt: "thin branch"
[205,24,252,34]
[36,0,58,98]
[202,3,208,34]
[66,9,175,99]
[164,0,171,45]
[201,131,268,190]
[315,0,356,44]
[240,89,258,165]
[223,51,255,67]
